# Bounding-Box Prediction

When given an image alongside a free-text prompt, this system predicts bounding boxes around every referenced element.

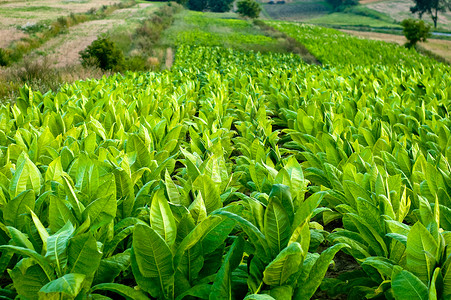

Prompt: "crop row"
[268,21,438,67]
[0,40,450,299]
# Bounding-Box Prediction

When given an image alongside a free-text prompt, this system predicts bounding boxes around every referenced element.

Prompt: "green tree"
[188,0,208,11]
[326,0,358,11]
[209,0,234,12]
[410,0,451,28]
[237,0,261,18]
[79,37,124,71]
[401,18,431,48]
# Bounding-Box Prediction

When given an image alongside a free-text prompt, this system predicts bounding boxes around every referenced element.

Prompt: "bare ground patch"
[32,19,120,68]
[0,0,122,27]
[340,29,451,63]
[0,28,27,47]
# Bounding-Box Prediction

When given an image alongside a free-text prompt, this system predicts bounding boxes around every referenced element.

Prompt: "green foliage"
[326,0,359,11]
[401,18,431,48]
[79,37,125,71]
[187,0,233,12]
[0,48,11,67]
[0,11,451,300]
[410,0,451,28]
[237,0,262,19]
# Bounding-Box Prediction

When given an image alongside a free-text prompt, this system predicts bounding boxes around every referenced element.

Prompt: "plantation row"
[269,22,437,66]
[0,20,450,299]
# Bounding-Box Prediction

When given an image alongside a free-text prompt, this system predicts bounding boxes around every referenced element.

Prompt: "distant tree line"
[151,0,234,12]
[326,0,358,11]
[186,0,234,12]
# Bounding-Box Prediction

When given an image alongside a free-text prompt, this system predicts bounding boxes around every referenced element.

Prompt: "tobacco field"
[0,17,450,300]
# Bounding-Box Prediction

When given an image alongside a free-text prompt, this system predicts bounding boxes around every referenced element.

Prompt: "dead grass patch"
[0,29,27,47]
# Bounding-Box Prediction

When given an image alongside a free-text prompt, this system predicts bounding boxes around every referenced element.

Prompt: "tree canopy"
[188,0,234,12]
[410,0,451,28]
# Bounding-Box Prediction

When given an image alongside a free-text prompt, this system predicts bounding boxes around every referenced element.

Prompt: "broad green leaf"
[30,209,49,252]
[4,189,35,230]
[7,226,35,250]
[132,224,174,299]
[193,174,222,214]
[38,273,85,299]
[49,195,77,233]
[264,198,291,258]
[406,222,438,284]
[91,283,149,300]
[114,168,135,219]
[243,295,275,300]
[150,189,177,247]
[294,243,349,300]
[9,152,42,198]
[263,242,304,286]
[175,283,211,300]
[0,245,55,281]
[8,258,50,299]
[67,232,102,277]
[392,269,428,300]
[209,236,244,300]
[46,221,75,277]
[95,250,131,284]
[212,210,270,261]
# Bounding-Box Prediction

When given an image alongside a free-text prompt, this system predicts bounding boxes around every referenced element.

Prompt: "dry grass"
[0,28,27,47]
[0,0,122,28]
[365,0,451,29]
[340,29,451,63]
[33,19,120,68]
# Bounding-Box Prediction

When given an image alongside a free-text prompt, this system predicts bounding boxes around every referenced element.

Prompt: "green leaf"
[294,243,349,300]
[114,168,135,219]
[292,192,325,232]
[243,295,276,300]
[132,224,174,299]
[212,210,270,261]
[95,250,131,284]
[209,236,244,300]
[7,226,35,250]
[406,222,438,284]
[9,152,42,198]
[193,174,222,215]
[49,194,77,233]
[150,189,177,248]
[38,273,85,299]
[175,283,211,300]
[263,242,304,286]
[46,221,75,277]
[361,256,397,278]
[441,252,451,297]
[82,180,117,230]
[4,189,35,230]
[392,269,428,300]
[264,198,291,258]
[9,258,49,299]
[91,283,150,300]
[67,232,102,277]
[1,245,55,281]
[30,209,49,252]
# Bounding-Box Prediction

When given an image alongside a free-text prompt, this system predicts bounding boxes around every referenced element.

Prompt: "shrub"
[237,0,261,18]
[0,49,11,66]
[80,37,125,71]
[401,18,431,48]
